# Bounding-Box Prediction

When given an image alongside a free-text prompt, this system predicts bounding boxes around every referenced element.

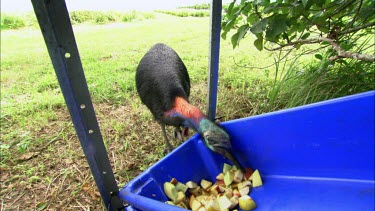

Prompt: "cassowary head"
[198,119,242,170]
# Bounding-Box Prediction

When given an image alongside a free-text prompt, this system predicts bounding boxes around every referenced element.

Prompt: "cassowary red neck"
[165,97,205,128]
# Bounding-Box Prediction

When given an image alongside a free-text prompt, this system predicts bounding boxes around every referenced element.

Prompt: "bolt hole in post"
[65,52,71,58]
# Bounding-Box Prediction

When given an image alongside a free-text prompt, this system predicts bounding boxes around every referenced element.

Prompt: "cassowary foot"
[174,128,183,142]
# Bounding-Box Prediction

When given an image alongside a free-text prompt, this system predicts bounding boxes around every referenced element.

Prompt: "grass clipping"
[163,163,262,211]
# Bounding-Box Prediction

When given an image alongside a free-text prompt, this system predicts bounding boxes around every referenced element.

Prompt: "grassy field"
[1,11,374,210]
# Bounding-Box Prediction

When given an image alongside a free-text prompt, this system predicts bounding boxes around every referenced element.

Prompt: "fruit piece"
[231,165,238,171]
[190,186,202,196]
[197,206,207,211]
[229,196,239,209]
[191,199,203,211]
[251,169,263,187]
[223,163,232,174]
[209,185,219,196]
[224,171,234,186]
[189,195,196,208]
[216,173,224,180]
[165,201,175,205]
[175,182,188,193]
[233,169,244,183]
[244,168,254,180]
[233,189,241,198]
[238,195,256,210]
[216,180,225,187]
[164,182,177,201]
[174,191,186,204]
[170,178,178,185]
[223,188,233,199]
[186,181,198,189]
[201,179,213,190]
[238,180,252,189]
[177,201,188,209]
[205,197,220,211]
[218,195,234,210]
[239,186,250,196]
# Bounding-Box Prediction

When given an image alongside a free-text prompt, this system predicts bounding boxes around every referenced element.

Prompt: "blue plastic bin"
[119,91,375,211]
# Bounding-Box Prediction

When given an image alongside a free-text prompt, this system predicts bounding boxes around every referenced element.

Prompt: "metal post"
[30,0,124,210]
[207,0,222,120]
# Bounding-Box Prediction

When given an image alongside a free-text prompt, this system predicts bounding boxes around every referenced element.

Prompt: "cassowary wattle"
[135,43,242,170]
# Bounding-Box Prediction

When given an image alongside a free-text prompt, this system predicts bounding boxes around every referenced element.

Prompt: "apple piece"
[186,181,198,189]
[239,186,250,196]
[224,171,234,186]
[216,173,224,180]
[197,206,207,211]
[223,188,233,199]
[231,165,238,171]
[175,182,188,193]
[233,169,244,183]
[205,197,220,211]
[216,180,226,187]
[244,168,254,180]
[177,201,188,209]
[170,178,178,185]
[215,185,225,193]
[223,163,232,174]
[229,196,239,209]
[238,180,252,189]
[201,179,213,190]
[209,185,219,196]
[189,195,196,208]
[218,195,234,210]
[165,201,175,205]
[196,195,210,203]
[174,191,186,204]
[232,189,241,198]
[191,199,203,211]
[190,186,202,196]
[239,195,256,210]
[251,169,263,187]
[164,182,178,201]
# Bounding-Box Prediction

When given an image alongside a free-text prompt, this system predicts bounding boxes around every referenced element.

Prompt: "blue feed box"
[119,91,375,211]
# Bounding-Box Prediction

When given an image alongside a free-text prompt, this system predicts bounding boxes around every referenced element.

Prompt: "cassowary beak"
[212,146,244,172]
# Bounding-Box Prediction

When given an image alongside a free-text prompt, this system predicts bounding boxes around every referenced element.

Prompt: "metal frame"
[31,0,222,210]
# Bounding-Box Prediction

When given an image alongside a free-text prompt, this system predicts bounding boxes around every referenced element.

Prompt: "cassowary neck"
[165,97,205,129]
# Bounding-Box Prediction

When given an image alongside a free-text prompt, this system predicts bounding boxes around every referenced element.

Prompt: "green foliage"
[179,3,211,10]
[156,9,210,17]
[222,0,375,57]
[1,13,26,29]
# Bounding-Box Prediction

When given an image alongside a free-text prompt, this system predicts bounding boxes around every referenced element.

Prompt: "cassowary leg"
[174,127,183,143]
[161,123,174,154]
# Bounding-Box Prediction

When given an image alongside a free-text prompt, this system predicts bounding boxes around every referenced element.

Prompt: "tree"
[222,0,375,62]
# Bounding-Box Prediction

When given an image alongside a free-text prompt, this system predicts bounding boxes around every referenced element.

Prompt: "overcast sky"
[1,0,233,13]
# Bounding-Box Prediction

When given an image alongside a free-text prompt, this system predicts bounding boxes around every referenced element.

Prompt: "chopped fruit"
[244,168,254,180]
[238,195,256,210]
[239,186,250,196]
[175,191,186,204]
[233,169,244,183]
[205,197,220,211]
[238,181,252,189]
[218,195,234,210]
[170,178,178,185]
[224,171,235,187]
[201,179,213,190]
[216,173,224,180]
[251,169,263,188]
[176,182,188,193]
[190,186,202,196]
[223,163,232,174]
[164,182,177,201]
[186,181,199,189]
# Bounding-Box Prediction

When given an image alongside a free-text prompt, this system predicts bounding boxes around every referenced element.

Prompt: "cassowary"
[136,43,242,169]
